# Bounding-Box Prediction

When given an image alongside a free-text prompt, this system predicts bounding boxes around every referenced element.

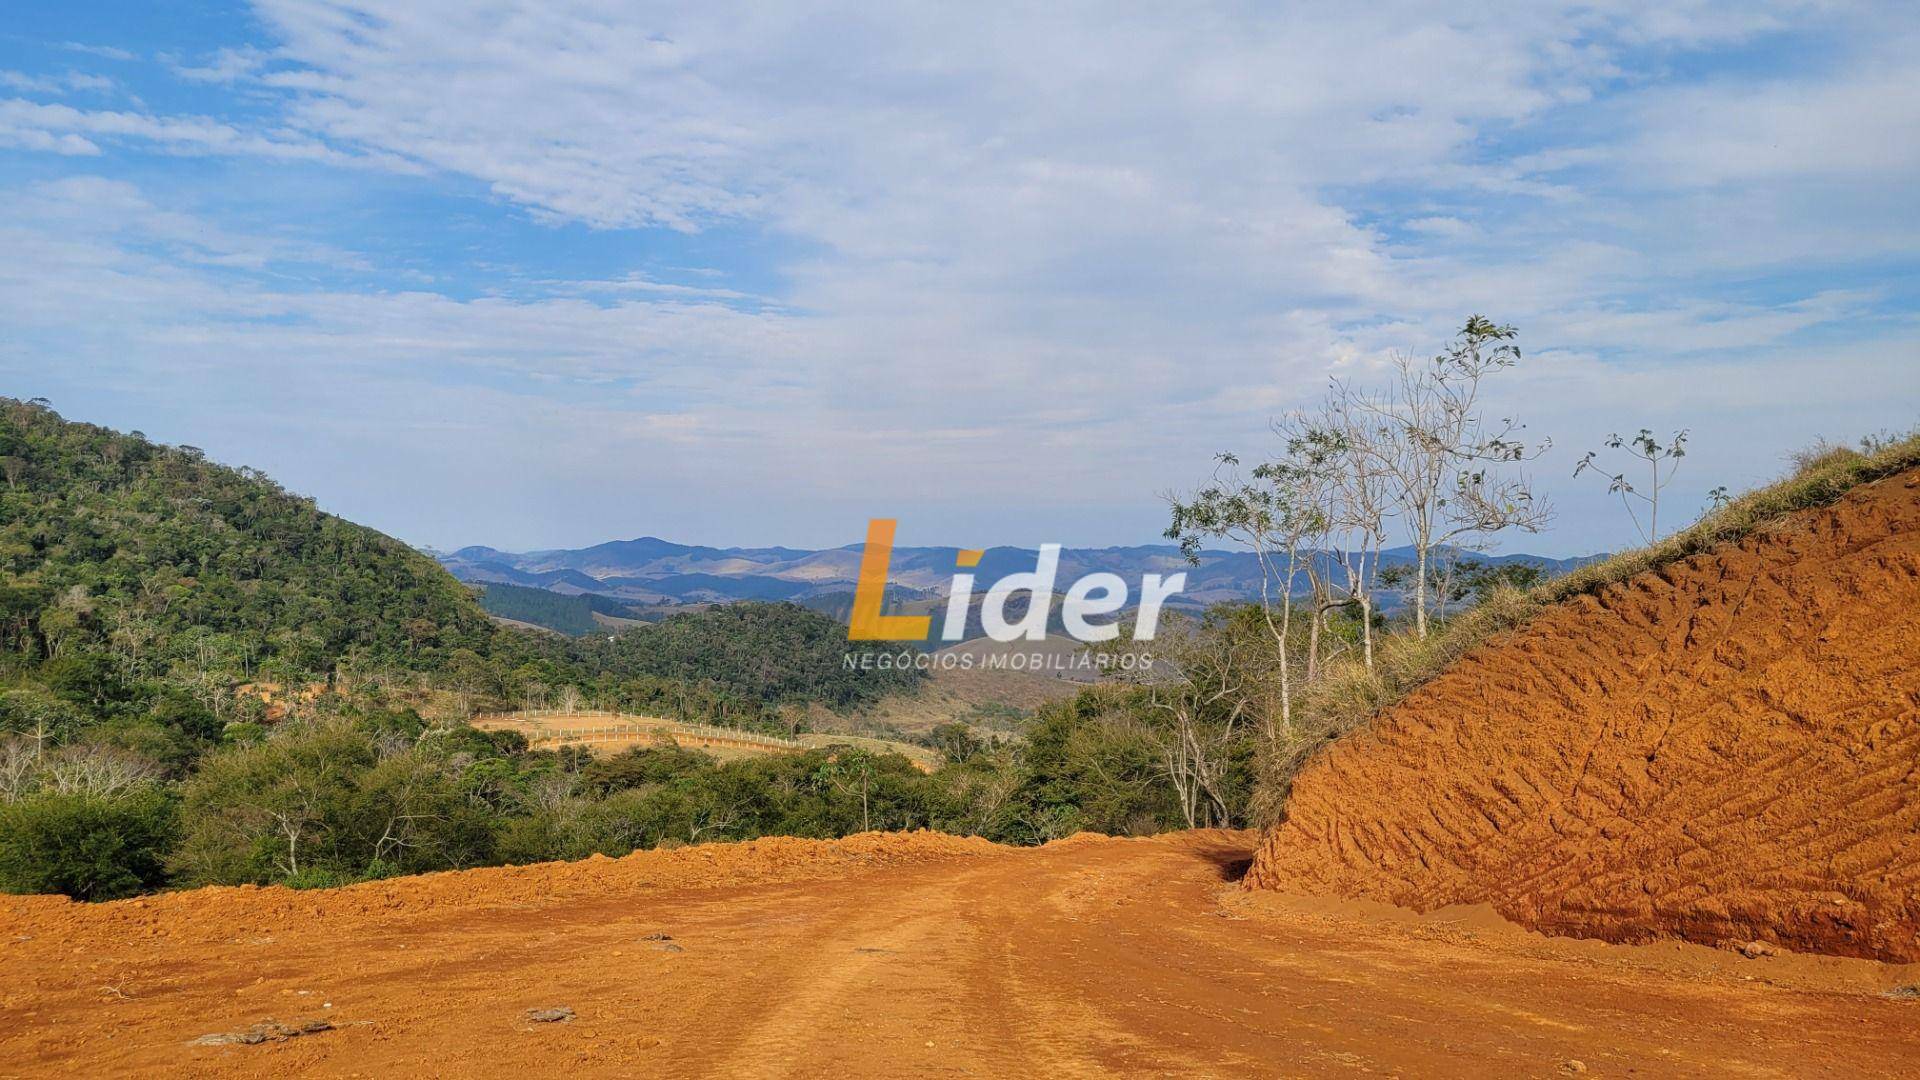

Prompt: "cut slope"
[1247,467,1920,962]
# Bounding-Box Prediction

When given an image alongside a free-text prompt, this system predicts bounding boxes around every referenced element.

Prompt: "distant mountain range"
[433,536,1602,627]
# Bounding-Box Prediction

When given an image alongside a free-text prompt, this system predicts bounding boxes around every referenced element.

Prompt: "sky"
[1,2,1916,557]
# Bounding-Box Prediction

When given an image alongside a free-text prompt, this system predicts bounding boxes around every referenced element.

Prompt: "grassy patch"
[1539,431,1920,606]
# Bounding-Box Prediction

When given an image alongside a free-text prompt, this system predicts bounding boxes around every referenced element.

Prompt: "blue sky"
[2,2,1916,556]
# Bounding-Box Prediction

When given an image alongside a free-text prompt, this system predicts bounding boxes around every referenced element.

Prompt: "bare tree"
[1341,317,1551,637]
[363,753,447,867]
[524,768,578,813]
[1278,400,1399,674]
[38,743,161,799]
[1167,453,1327,739]
[0,738,41,802]
[1131,616,1252,828]
[1575,428,1688,544]
[686,797,748,844]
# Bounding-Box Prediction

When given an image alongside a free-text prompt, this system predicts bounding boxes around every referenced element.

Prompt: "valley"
[445,534,1594,637]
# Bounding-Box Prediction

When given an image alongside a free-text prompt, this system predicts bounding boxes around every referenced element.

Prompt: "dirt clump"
[189,1018,333,1046]
[1247,468,1920,962]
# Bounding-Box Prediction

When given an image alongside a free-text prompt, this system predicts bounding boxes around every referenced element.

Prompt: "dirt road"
[4,832,1917,1078]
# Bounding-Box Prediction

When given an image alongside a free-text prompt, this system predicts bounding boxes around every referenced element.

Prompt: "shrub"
[282,866,356,890]
[0,787,176,900]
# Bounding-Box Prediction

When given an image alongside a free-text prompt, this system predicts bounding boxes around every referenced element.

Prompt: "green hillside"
[480,582,619,635]
[0,397,500,689]
[593,601,925,709]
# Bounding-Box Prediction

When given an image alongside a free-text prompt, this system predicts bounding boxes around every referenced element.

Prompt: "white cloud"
[0,70,115,95]
[1623,59,1920,188]
[3,2,1917,549]
[167,46,273,84]
[0,98,421,170]
[62,43,137,62]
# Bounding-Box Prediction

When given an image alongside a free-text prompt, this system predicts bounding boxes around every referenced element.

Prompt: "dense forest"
[0,399,498,677]
[479,582,633,636]
[592,601,923,709]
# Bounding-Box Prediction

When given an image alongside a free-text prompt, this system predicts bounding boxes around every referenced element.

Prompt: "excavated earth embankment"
[1248,467,1920,962]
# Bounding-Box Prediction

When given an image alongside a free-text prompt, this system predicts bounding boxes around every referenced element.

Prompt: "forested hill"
[0,398,500,685]
[0,399,921,729]
[596,601,922,710]
[480,582,640,636]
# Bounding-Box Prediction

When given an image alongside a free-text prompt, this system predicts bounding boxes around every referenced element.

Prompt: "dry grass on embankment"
[1253,428,1920,822]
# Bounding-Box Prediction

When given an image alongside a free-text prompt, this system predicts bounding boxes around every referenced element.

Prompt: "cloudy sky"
[2,2,1916,556]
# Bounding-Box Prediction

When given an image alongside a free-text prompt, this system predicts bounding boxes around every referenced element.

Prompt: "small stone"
[1737,940,1776,959]
[1560,1061,1587,1075]
[524,1007,575,1024]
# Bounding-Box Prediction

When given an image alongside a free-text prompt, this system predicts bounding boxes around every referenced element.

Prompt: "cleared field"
[473,711,938,769]
[792,731,940,771]
[470,711,805,761]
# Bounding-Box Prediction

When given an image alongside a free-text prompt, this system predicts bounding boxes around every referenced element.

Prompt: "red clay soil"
[1248,467,1920,962]
[6,830,1920,1077]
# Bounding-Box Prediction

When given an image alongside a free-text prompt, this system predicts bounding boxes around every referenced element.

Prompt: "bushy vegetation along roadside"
[0,400,941,899]
[1,687,1254,898]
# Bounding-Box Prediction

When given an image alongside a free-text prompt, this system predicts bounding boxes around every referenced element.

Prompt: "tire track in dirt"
[6,831,1920,1077]
[1250,468,1920,961]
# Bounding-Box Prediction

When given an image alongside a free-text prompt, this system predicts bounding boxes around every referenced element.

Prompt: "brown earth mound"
[1247,467,1920,962]
[4,830,1000,952]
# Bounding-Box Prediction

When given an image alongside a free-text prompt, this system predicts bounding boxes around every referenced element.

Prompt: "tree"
[813,749,878,833]
[1575,428,1689,544]
[1277,402,1397,673]
[1166,453,1327,739]
[1449,559,1546,605]
[1125,614,1255,828]
[928,722,985,765]
[1339,317,1551,637]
